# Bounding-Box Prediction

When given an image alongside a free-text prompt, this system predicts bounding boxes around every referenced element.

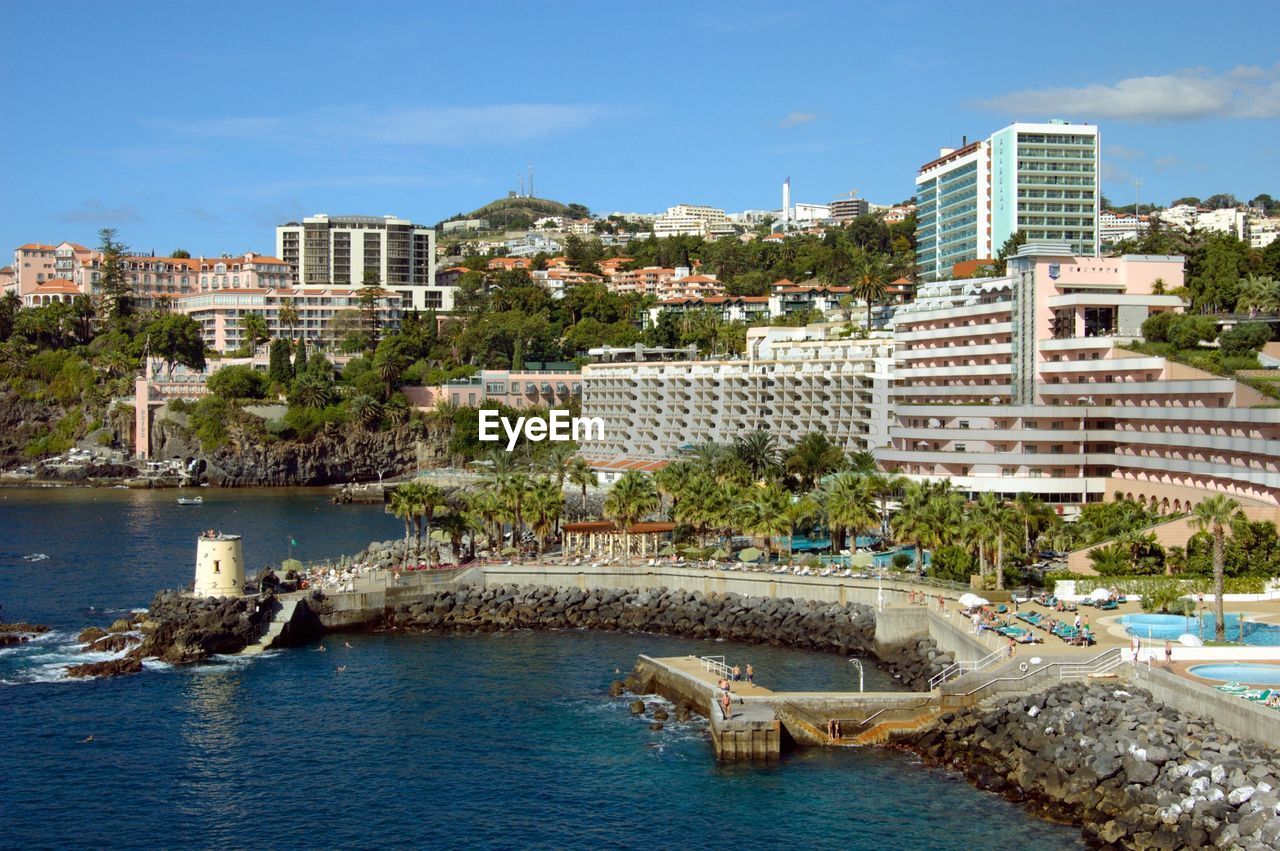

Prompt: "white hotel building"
[579,326,895,475]
[877,243,1280,517]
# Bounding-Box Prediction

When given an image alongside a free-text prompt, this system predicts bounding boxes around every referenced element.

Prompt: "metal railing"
[700,655,731,680]
[929,646,1008,690]
[954,647,1125,699]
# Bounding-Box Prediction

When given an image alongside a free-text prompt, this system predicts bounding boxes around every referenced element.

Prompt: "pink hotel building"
[877,243,1280,521]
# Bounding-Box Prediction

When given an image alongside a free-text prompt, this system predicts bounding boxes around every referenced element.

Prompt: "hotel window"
[954,444,966,453]
[958,420,969,429]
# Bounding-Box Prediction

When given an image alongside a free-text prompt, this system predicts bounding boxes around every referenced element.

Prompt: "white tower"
[194,533,245,598]
[782,177,792,227]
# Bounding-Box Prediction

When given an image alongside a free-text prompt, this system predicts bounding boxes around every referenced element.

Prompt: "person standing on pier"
[731,664,742,682]
[746,664,754,684]
[720,689,732,720]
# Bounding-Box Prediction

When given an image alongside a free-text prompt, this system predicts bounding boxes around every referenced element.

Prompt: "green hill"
[437,197,590,232]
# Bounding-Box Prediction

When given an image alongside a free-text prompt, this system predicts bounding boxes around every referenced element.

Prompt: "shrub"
[188,395,231,448]
[1141,311,1176,343]
[891,552,912,570]
[207,365,269,400]
[1218,321,1272,358]
[928,544,975,582]
[1167,314,1218,350]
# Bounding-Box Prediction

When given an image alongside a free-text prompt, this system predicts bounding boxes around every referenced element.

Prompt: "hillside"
[437,196,589,232]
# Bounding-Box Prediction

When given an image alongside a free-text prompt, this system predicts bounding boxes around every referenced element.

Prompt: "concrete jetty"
[629,654,943,760]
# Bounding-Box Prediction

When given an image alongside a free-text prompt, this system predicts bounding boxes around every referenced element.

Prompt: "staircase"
[852,706,941,746]
[241,596,301,656]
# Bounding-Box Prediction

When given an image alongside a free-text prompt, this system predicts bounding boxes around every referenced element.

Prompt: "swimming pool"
[1188,663,1280,686]
[1119,613,1280,646]
[872,546,931,568]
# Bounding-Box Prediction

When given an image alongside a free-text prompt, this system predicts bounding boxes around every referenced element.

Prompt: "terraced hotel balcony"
[896,322,1012,343]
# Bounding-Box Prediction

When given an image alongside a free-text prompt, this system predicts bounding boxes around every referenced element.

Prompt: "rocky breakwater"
[66,591,282,678]
[904,682,1280,849]
[386,584,878,654]
[878,636,953,691]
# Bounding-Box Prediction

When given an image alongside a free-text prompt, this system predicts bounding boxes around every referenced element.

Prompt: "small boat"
[177,497,204,506]
[22,553,49,562]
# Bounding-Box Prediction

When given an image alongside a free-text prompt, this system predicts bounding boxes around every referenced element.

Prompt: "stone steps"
[852,707,941,746]
[241,597,300,656]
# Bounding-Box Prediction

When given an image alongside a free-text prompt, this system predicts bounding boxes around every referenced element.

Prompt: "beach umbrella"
[1089,587,1111,601]
[958,593,989,608]
[737,547,761,562]
[658,544,677,556]
[1177,633,1204,647]
[705,547,726,559]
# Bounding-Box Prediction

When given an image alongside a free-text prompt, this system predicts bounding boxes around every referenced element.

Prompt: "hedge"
[1067,575,1272,597]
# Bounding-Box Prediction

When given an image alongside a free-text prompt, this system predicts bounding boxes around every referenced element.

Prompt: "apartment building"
[173,286,401,353]
[276,214,443,311]
[71,252,293,310]
[427,366,581,410]
[1099,211,1149,248]
[652,205,736,239]
[829,197,870,221]
[915,121,1099,281]
[876,243,1280,515]
[579,325,895,467]
[609,265,721,300]
[12,242,93,294]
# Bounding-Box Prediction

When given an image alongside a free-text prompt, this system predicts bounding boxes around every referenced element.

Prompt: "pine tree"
[97,228,133,321]
[294,338,308,374]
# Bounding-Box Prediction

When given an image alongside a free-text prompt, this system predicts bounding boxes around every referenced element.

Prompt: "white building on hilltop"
[653,205,736,239]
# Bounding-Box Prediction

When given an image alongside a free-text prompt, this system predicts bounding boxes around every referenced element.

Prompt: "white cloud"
[56,200,143,224]
[779,111,819,129]
[978,66,1280,122]
[151,103,616,148]
[1104,143,1145,161]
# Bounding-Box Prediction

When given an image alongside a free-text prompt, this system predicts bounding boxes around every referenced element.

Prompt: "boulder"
[66,657,143,678]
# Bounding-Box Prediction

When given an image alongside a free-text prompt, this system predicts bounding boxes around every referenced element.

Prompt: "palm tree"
[654,459,697,517]
[865,472,905,542]
[603,471,659,564]
[733,430,781,481]
[467,488,504,555]
[1190,494,1240,641]
[785,431,846,491]
[849,250,890,330]
[526,477,563,554]
[237,312,269,355]
[291,374,331,409]
[891,481,932,575]
[1010,492,1056,559]
[673,473,722,547]
[372,344,411,396]
[566,457,596,518]
[388,486,416,565]
[437,511,470,564]
[497,473,531,552]
[278,299,300,341]
[539,442,577,488]
[779,493,822,562]
[349,394,382,430]
[410,483,446,564]
[1235,274,1278,317]
[918,490,965,577]
[968,493,1004,585]
[736,482,792,562]
[823,472,876,553]
[1087,542,1131,576]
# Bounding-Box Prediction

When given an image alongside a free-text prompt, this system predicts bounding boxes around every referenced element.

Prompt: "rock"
[649,722,664,731]
[608,680,625,697]
[653,709,669,721]
[0,621,51,646]
[629,700,645,715]
[107,618,133,634]
[78,626,108,644]
[65,657,142,678]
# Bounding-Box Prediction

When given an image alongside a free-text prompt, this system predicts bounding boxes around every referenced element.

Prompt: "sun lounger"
[1216,682,1247,693]
[1242,689,1272,702]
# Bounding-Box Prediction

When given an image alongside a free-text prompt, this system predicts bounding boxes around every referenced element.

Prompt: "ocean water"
[0,488,1084,849]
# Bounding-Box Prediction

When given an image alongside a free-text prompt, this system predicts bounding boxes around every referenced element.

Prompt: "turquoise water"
[1120,613,1280,645]
[1188,663,1280,685]
[0,488,1084,848]
[873,546,931,568]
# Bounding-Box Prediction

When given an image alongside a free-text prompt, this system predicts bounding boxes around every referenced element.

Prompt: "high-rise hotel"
[915,121,1100,281]
[275,214,445,311]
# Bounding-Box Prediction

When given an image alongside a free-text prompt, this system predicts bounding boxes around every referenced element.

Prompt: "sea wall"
[905,682,1280,849]
[380,583,880,656]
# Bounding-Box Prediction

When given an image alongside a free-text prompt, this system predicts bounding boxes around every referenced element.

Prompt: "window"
[958,420,970,429]
[954,443,966,453]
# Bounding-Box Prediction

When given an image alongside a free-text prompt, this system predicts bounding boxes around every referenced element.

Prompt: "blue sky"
[1,0,1277,257]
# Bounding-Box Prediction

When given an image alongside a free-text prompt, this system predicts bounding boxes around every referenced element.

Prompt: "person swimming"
[80,735,94,744]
